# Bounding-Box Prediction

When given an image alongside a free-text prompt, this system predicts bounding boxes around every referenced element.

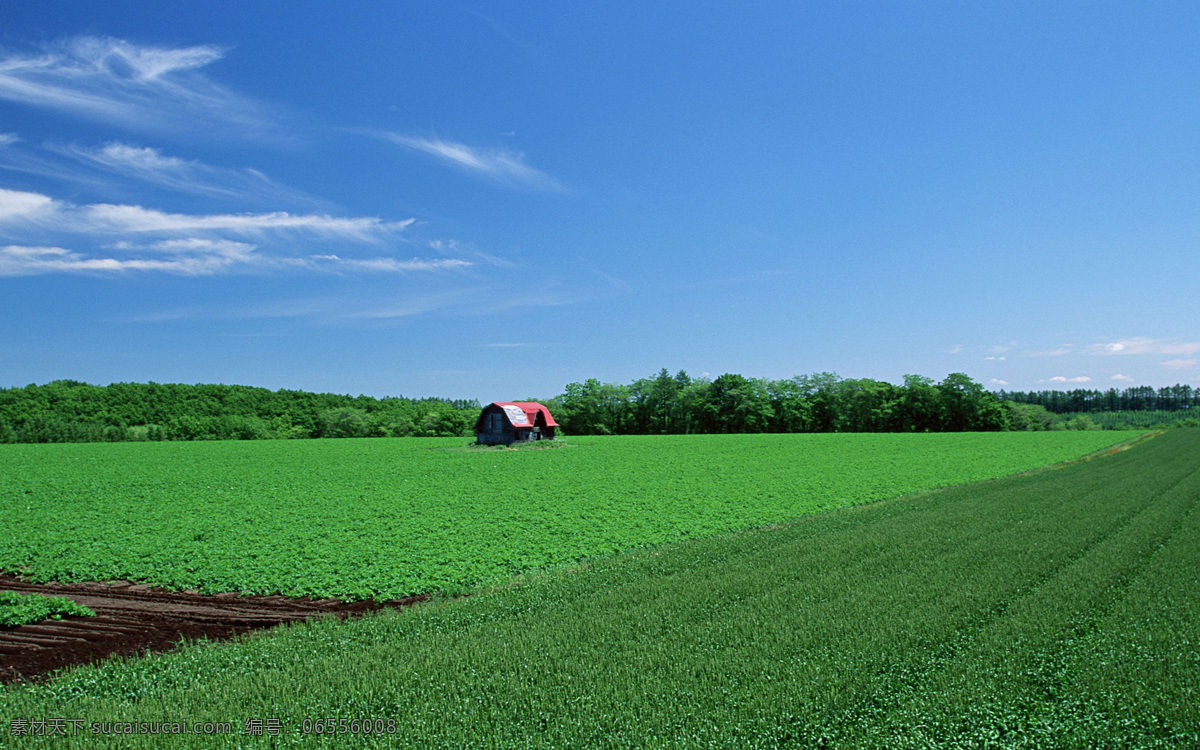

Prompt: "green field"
[0,432,1135,599]
[1,429,1195,748]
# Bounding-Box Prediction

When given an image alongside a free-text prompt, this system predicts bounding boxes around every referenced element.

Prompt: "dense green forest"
[1,373,1195,443]
[999,384,1199,413]
[546,371,1013,435]
[0,381,478,443]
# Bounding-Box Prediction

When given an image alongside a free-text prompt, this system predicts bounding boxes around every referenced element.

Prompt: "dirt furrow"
[0,575,426,684]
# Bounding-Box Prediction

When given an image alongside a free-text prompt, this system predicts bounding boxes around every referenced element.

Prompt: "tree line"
[544,370,1017,435]
[2,374,1195,444]
[0,381,478,443]
[998,385,1198,413]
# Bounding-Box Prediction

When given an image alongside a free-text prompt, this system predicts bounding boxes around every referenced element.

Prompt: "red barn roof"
[475,401,559,430]
[509,402,558,427]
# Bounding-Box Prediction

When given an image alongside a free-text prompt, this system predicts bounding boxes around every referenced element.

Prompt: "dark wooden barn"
[475,402,558,445]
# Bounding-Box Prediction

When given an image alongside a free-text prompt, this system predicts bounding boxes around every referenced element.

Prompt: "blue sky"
[1,2,1197,401]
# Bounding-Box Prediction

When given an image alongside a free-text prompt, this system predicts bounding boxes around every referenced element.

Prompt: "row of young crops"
[0,591,92,628]
[0,430,1195,748]
[0,432,1133,600]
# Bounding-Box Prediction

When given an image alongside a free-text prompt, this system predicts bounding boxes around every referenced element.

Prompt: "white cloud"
[81,202,413,239]
[0,133,19,146]
[1028,347,1075,357]
[1045,376,1093,384]
[0,187,57,221]
[47,142,311,202]
[1088,337,1200,356]
[0,240,473,278]
[1111,374,1135,382]
[1162,359,1197,370]
[984,356,1006,361]
[989,378,1009,386]
[1,140,319,205]
[946,344,963,354]
[0,244,241,276]
[429,238,516,268]
[383,133,563,191]
[304,255,471,273]
[0,188,476,277]
[0,187,412,240]
[0,37,270,136]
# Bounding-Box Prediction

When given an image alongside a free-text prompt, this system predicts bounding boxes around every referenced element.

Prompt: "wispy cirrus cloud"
[0,242,249,276]
[54,142,313,203]
[0,187,468,277]
[1162,359,1197,370]
[428,239,516,268]
[0,37,272,137]
[0,187,411,239]
[0,240,471,278]
[82,202,413,238]
[1027,346,1075,357]
[1,139,317,205]
[381,133,563,191]
[305,254,470,273]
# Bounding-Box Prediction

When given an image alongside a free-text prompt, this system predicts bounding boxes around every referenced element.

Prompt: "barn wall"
[476,424,516,445]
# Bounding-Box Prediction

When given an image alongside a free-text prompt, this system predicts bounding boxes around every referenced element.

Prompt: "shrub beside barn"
[475,402,558,445]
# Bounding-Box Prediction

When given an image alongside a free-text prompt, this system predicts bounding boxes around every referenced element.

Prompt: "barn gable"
[475,402,558,445]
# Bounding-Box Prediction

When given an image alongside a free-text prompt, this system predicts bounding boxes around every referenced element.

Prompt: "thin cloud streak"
[306,254,471,273]
[55,142,312,202]
[82,203,414,238]
[429,239,516,268]
[0,187,412,240]
[0,244,242,276]
[1027,347,1075,357]
[0,242,474,278]
[382,133,563,191]
[1,139,323,206]
[1161,359,1197,370]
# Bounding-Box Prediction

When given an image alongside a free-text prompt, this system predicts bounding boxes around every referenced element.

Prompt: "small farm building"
[475,402,558,445]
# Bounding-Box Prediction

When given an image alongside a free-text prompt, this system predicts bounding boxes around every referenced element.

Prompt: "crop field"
[0,432,1135,600]
[0,591,92,628]
[0,429,1195,748]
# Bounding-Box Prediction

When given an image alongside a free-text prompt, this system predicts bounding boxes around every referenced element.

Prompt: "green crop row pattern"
[0,432,1134,600]
[1,431,1195,748]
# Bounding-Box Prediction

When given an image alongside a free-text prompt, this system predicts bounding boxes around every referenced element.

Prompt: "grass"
[1,430,1195,748]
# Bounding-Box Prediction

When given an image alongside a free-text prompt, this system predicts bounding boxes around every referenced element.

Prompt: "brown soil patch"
[0,575,426,685]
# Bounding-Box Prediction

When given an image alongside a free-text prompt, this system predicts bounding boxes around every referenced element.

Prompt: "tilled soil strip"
[0,575,426,685]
